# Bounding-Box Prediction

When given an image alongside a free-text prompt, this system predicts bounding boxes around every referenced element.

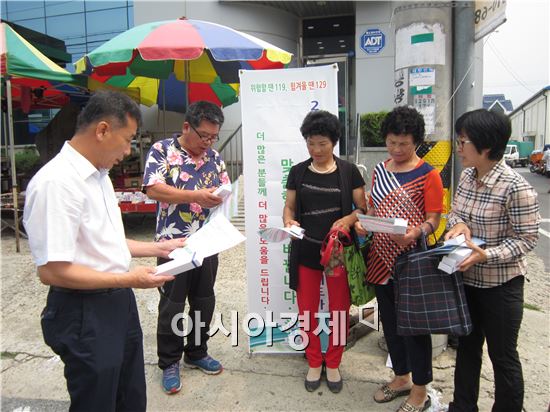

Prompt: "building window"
[1,0,133,64]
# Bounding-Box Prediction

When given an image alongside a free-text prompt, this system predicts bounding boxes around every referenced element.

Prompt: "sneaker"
[183,355,223,375]
[162,362,182,394]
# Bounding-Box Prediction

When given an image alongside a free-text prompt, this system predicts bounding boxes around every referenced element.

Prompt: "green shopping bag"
[320,228,376,306]
[344,233,375,306]
[344,240,376,306]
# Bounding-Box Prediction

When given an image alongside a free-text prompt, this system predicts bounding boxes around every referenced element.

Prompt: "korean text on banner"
[239,65,338,354]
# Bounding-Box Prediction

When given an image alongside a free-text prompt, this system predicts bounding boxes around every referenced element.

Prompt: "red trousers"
[297,265,350,368]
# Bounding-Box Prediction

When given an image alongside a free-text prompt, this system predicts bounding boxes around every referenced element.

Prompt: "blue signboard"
[360,29,385,55]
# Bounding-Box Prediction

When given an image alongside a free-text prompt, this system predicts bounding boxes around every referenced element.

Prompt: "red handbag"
[320,228,352,277]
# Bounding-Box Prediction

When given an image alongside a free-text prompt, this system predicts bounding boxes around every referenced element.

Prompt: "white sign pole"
[240,65,339,354]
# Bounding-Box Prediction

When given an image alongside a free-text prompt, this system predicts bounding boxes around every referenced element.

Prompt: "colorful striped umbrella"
[76,17,293,112]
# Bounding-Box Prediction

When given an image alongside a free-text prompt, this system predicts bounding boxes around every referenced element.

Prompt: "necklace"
[309,161,337,174]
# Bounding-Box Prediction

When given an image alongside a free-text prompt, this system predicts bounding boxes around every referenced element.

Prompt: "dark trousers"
[375,281,433,385]
[157,254,218,369]
[41,288,146,412]
[449,276,524,412]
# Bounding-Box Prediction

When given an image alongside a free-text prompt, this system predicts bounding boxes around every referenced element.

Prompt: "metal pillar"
[6,78,21,252]
[452,1,476,190]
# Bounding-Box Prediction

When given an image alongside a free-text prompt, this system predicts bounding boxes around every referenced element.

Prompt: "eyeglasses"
[189,124,219,143]
[455,139,472,149]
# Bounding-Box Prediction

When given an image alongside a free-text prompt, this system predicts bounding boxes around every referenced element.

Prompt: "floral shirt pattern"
[143,135,230,241]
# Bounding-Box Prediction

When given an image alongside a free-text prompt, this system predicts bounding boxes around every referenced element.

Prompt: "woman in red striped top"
[356,106,444,412]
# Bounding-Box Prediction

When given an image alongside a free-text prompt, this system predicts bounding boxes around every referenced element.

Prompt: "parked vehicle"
[529,150,543,173]
[504,140,534,168]
[543,147,550,178]
[529,144,550,174]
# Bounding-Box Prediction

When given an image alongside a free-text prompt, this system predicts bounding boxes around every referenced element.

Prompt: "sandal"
[396,395,431,412]
[373,383,412,403]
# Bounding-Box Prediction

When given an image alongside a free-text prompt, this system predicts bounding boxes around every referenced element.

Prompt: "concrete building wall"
[354,1,395,114]
[509,90,550,148]
[510,110,524,140]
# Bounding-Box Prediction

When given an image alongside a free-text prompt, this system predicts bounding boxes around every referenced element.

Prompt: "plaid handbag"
[393,233,473,336]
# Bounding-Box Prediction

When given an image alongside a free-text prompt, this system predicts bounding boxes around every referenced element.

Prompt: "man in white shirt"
[23,90,182,412]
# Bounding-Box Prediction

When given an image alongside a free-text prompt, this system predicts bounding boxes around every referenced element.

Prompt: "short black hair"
[381,106,425,145]
[185,101,224,128]
[76,90,142,132]
[300,110,340,145]
[454,109,511,161]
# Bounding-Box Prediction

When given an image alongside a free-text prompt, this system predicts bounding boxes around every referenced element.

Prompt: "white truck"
[503,140,534,168]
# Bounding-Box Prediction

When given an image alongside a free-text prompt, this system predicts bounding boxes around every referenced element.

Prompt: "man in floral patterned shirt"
[143,101,230,394]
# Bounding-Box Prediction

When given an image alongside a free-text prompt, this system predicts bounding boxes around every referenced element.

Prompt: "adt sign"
[360,29,385,55]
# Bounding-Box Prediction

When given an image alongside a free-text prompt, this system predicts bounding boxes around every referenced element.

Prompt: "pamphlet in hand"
[258,225,305,242]
[434,234,485,253]
[156,214,245,276]
[437,235,487,274]
[357,214,408,235]
[213,184,232,200]
[168,213,245,261]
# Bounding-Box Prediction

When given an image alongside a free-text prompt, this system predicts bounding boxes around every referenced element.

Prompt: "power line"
[486,37,537,95]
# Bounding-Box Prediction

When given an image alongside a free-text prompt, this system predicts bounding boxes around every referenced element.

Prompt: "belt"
[50,286,123,295]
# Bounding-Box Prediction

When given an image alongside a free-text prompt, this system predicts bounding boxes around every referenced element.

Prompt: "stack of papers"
[258,225,305,242]
[155,248,204,276]
[439,248,473,274]
[437,235,486,274]
[357,214,408,235]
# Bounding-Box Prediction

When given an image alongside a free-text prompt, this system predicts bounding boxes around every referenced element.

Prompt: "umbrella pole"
[185,61,189,110]
[162,79,166,138]
[6,79,21,253]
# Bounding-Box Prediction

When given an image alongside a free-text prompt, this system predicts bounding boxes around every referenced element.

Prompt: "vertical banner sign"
[240,65,338,354]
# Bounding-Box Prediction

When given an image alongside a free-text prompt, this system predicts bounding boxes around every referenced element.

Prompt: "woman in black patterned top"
[283,110,367,393]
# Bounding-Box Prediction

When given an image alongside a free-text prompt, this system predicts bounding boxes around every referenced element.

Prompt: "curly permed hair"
[300,110,341,145]
[380,106,425,145]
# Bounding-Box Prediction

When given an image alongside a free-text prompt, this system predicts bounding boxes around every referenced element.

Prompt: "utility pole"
[452,1,476,191]
[392,1,454,238]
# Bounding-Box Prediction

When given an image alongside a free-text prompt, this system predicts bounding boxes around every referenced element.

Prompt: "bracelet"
[424,221,435,235]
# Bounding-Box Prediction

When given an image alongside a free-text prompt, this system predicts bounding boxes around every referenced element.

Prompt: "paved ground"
[1,175,548,411]
[517,167,550,271]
